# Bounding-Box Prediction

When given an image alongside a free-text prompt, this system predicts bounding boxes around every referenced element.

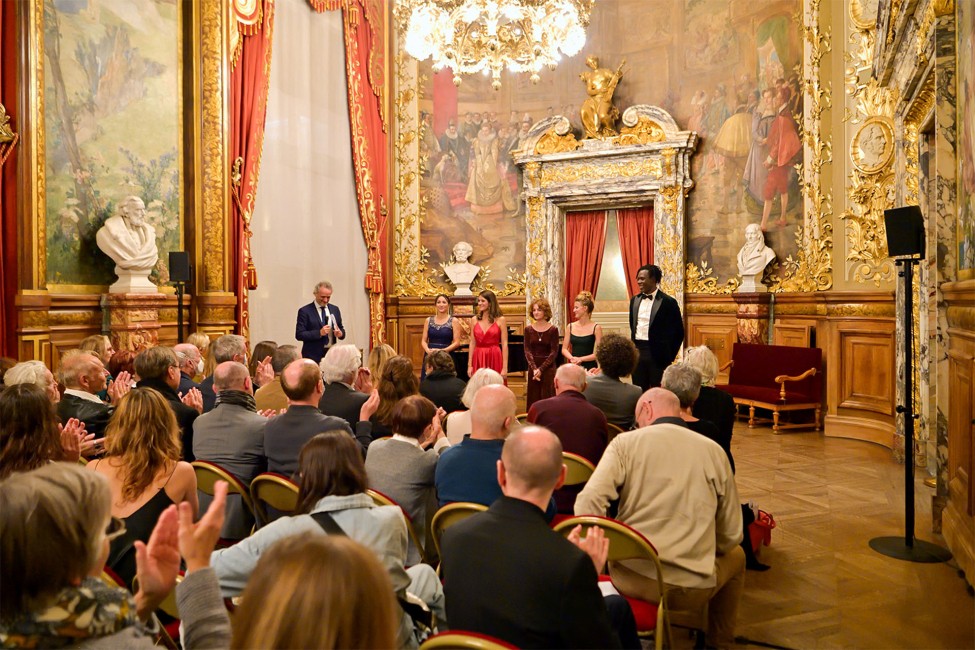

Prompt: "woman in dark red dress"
[524,297,559,409]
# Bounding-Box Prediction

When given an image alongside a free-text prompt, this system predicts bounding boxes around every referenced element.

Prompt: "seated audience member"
[88,388,199,586]
[248,340,277,388]
[444,368,504,444]
[193,361,268,540]
[584,333,643,430]
[662,363,732,470]
[1,384,86,480]
[4,360,60,403]
[255,344,300,412]
[264,359,374,476]
[441,427,637,649]
[576,388,744,650]
[79,335,117,401]
[211,431,445,647]
[0,463,230,649]
[199,335,248,412]
[58,352,130,439]
[371,356,419,439]
[186,331,211,362]
[368,343,396,383]
[0,357,17,387]
[419,350,466,414]
[528,364,608,513]
[108,349,137,383]
[366,395,449,564]
[685,345,736,459]
[134,346,201,460]
[230,535,398,649]
[319,344,370,428]
[174,343,204,397]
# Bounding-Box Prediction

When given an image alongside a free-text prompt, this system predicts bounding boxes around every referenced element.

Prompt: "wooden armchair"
[716,343,823,432]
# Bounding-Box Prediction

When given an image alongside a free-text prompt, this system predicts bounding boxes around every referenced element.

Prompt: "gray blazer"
[192,403,268,539]
[583,374,643,430]
[264,405,369,477]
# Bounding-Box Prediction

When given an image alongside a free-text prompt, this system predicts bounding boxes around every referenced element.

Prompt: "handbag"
[748,509,776,553]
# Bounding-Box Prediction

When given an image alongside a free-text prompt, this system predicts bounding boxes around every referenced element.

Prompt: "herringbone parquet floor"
[728,425,974,650]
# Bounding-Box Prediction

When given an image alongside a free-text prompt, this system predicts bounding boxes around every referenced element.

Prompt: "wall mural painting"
[414,0,802,288]
[958,0,975,279]
[43,0,182,287]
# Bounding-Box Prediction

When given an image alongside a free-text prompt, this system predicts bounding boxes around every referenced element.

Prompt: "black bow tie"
[640,293,653,300]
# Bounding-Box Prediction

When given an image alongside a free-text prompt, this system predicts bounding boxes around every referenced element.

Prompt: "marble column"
[102,293,169,352]
[733,293,772,344]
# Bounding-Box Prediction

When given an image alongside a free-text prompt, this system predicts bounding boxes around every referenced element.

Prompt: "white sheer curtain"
[248,0,369,349]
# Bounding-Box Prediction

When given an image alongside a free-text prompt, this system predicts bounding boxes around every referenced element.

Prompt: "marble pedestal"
[108,268,158,294]
[102,293,168,352]
[733,293,772,345]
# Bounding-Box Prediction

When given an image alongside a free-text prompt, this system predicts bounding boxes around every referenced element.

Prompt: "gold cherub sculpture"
[0,103,15,144]
[579,56,626,139]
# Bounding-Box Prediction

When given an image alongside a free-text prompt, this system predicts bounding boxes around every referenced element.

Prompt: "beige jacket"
[574,422,742,589]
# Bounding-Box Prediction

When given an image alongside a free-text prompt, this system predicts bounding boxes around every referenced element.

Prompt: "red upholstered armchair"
[716,343,823,433]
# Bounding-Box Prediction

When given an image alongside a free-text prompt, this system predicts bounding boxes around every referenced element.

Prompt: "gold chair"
[553,515,672,650]
[191,460,255,518]
[515,412,529,425]
[430,502,488,561]
[420,631,517,650]
[250,472,299,526]
[606,422,625,442]
[561,451,595,487]
[367,488,428,565]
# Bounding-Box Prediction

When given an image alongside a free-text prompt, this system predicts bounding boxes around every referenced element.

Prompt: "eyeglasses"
[105,516,127,542]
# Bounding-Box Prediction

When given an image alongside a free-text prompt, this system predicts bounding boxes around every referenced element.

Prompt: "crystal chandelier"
[394,0,593,90]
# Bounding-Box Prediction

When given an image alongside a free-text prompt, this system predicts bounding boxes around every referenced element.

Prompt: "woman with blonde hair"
[562,291,601,370]
[444,367,505,444]
[87,387,198,585]
[684,345,736,462]
[231,535,398,649]
[367,343,396,385]
[468,289,507,378]
[371,355,419,439]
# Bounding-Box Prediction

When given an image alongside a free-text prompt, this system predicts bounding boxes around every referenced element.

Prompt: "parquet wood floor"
[725,425,975,650]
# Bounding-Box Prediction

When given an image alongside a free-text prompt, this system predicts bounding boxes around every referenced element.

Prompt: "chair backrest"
[250,472,299,526]
[606,422,625,442]
[562,452,596,486]
[726,342,822,400]
[191,460,255,518]
[367,488,428,564]
[430,502,488,558]
[420,631,518,650]
[515,412,529,425]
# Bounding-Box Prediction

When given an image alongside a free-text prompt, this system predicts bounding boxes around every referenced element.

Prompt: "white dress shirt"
[635,290,656,341]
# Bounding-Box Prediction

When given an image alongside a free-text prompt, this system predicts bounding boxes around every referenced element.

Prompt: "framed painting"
[39,0,183,290]
[958,0,975,280]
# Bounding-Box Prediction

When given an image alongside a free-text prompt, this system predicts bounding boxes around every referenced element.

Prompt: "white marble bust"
[95,196,159,294]
[443,241,480,296]
[736,223,776,293]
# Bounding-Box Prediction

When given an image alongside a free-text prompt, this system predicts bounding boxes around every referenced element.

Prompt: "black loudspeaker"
[169,251,191,283]
[884,206,926,259]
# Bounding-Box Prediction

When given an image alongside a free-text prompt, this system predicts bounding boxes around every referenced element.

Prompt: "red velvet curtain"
[564,211,608,316]
[0,0,18,357]
[229,0,276,339]
[617,205,654,296]
[341,0,388,347]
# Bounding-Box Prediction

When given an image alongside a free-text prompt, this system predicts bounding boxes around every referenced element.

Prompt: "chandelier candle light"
[394,0,593,90]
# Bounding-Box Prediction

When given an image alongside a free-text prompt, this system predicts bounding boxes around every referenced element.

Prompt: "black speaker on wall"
[169,252,191,283]
[884,206,925,259]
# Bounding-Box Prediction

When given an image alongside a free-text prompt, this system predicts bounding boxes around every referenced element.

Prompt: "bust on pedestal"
[736,223,776,293]
[443,241,480,296]
[95,196,159,294]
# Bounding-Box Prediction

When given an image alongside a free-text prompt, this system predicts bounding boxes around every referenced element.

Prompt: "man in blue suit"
[296,281,345,363]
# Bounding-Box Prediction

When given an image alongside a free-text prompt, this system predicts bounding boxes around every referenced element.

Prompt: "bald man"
[575,388,744,649]
[527,364,608,512]
[441,427,636,648]
[57,352,114,439]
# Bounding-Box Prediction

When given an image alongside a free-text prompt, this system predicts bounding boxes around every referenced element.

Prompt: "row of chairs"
[514,413,628,441]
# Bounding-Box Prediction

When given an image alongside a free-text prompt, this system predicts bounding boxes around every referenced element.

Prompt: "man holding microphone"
[295,281,345,363]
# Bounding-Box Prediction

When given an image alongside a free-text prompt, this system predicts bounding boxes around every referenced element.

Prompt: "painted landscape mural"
[958,0,975,278]
[416,0,803,286]
[43,0,182,287]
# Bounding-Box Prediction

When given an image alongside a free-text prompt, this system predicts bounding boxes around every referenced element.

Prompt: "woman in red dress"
[524,297,560,408]
[468,289,507,380]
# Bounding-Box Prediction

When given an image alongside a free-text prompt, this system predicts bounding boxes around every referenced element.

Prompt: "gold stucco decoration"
[616,116,666,146]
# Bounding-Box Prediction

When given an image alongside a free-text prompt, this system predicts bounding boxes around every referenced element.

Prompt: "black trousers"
[632,341,663,391]
[605,594,641,649]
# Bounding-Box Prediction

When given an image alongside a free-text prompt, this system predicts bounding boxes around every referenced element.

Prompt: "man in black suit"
[134,346,202,461]
[440,426,638,649]
[264,359,375,476]
[629,264,684,390]
[318,343,369,428]
[295,281,345,364]
[57,352,128,440]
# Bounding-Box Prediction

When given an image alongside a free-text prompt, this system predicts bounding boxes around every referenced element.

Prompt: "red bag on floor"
[748,510,776,553]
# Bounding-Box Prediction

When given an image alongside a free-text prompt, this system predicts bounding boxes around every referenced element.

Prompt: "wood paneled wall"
[942,280,975,585]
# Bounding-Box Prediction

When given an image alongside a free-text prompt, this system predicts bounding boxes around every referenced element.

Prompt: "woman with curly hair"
[370,356,419,439]
[87,387,198,585]
[524,297,560,408]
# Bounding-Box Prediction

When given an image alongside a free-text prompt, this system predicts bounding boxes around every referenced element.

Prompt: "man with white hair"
[576,388,744,649]
[295,281,345,363]
[57,352,129,438]
[527,364,609,512]
[174,343,203,397]
[318,344,369,428]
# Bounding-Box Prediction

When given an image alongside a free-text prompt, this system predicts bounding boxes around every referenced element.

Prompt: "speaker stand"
[869,258,951,564]
[174,281,185,342]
